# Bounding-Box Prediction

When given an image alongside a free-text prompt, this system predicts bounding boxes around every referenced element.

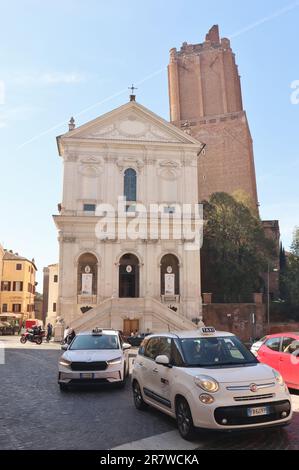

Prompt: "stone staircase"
[70,297,199,333]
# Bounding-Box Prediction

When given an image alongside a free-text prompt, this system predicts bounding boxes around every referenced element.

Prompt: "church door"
[119,254,140,298]
[123,319,140,336]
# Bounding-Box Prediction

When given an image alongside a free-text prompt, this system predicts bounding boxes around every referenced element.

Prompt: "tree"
[281,227,299,308]
[279,243,288,300]
[201,192,276,303]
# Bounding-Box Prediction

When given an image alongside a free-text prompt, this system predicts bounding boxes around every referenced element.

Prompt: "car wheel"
[176,397,196,441]
[59,383,69,392]
[132,380,147,410]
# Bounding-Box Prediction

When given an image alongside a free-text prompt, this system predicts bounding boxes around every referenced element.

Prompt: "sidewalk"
[0,335,61,350]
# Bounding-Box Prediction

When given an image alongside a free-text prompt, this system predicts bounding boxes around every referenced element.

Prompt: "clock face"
[126,265,133,273]
[166,266,173,274]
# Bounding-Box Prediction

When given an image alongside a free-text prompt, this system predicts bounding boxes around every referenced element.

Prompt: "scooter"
[20,329,45,345]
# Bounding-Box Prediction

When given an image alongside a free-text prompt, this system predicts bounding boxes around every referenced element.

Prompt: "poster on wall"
[82,274,93,295]
[165,273,175,295]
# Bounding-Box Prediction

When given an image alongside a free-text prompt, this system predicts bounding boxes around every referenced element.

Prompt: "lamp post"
[267,262,278,328]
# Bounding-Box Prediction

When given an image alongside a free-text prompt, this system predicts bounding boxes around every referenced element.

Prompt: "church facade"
[54,99,204,334]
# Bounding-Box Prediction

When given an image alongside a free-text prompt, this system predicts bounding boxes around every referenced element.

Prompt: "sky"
[0,0,298,288]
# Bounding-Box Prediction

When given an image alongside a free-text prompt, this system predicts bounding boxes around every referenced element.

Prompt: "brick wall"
[203,303,266,342]
[267,323,299,334]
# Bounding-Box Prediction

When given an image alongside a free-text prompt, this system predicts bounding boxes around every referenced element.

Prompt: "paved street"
[0,336,298,450]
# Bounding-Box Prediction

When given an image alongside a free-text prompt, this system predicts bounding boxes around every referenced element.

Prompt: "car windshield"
[179,336,258,368]
[69,334,119,350]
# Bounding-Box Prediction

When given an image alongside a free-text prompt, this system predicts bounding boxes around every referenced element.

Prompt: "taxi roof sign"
[200,327,216,335]
[92,327,103,335]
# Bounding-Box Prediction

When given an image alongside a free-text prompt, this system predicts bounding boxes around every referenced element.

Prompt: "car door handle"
[152,368,159,374]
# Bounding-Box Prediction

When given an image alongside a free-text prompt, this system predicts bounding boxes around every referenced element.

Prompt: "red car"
[256,332,299,390]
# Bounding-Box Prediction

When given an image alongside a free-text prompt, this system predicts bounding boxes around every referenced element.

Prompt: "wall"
[267,323,299,334]
[45,263,59,325]
[1,255,36,320]
[203,303,266,342]
[0,245,4,307]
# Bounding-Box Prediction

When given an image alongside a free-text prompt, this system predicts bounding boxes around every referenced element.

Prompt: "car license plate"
[80,373,94,379]
[247,406,270,417]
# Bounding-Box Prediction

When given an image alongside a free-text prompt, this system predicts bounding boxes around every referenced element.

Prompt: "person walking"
[46,323,53,342]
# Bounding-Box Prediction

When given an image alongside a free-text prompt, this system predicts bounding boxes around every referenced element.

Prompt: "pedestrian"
[46,323,53,342]
[64,325,70,341]
[67,328,76,344]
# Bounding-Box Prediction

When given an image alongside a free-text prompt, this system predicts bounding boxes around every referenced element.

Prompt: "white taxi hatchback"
[58,328,131,390]
[132,328,292,440]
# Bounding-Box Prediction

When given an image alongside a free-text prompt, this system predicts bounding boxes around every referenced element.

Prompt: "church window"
[124,168,137,202]
[164,205,176,214]
[83,203,96,212]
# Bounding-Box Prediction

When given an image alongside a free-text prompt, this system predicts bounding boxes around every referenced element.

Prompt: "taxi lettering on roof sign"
[200,327,216,335]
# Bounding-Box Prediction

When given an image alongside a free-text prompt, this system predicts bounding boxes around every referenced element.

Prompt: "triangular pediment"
[59,101,203,146]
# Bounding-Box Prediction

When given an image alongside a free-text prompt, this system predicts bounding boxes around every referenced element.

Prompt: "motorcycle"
[20,328,45,345]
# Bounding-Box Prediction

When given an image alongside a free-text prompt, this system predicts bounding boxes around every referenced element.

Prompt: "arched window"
[77,253,98,296]
[160,254,180,296]
[124,168,137,202]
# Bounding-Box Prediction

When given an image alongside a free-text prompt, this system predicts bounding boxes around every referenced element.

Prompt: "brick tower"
[168,25,259,210]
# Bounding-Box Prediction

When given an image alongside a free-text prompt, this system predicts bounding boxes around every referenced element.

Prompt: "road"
[0,336,298,450]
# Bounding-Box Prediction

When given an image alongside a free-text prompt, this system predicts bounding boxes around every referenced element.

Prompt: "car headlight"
[194,375,219,393]
[107,357,122,365]
[59,359,71,368]
[273,369,284,386]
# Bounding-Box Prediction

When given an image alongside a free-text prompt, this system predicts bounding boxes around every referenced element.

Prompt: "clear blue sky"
[0,0,298,288]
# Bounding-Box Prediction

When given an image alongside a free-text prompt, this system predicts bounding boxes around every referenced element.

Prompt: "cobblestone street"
[0,337,298,450]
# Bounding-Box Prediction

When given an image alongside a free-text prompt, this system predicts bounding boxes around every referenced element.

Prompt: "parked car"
[58,328,131,391]
[256,332,299,390]
[250,337,267,356]
[127,332,152,347]
[132,327,292,440]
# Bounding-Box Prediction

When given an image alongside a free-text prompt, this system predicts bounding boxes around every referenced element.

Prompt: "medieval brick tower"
[168,25,259,209]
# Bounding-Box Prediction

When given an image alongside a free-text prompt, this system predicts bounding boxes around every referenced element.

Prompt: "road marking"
[112,430,200,451]
[292,395,299,412]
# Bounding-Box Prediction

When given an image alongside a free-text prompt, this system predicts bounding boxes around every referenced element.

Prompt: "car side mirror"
[61,344,68,351]
[122,342,131,350]
[155,355,170,367]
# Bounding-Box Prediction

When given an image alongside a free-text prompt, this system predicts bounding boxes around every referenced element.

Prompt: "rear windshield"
[69,334,119,350]
[180,336,258,368]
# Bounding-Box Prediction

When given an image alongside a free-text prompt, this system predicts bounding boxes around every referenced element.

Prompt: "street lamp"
[267,262,279,328]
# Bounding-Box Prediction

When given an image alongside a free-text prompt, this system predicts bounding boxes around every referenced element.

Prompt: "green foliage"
[201,192,276,303]
[280,227,299,307]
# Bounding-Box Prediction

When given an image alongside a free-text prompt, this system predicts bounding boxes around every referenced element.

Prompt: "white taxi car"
[132,328,292,440]
[58,328,131,391]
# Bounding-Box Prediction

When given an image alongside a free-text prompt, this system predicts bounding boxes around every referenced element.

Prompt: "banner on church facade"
[82,274,93,295]
[165,273,175,295]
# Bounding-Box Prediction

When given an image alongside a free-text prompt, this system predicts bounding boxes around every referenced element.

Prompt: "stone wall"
[267,323,299,334]
[202,303,266,342]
